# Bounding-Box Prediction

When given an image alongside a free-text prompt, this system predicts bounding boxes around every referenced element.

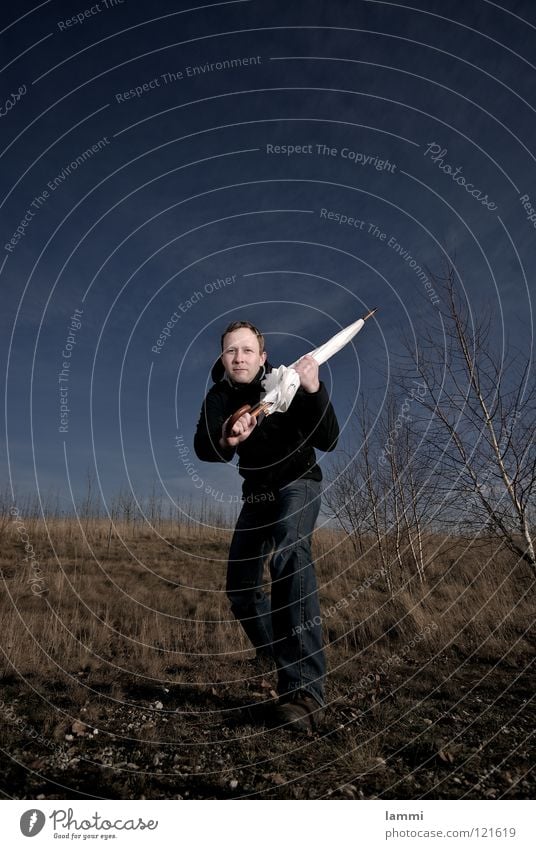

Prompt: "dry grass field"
[0,515,534,800]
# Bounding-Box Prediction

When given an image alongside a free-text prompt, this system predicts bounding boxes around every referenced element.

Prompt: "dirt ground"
[1,522,534,799]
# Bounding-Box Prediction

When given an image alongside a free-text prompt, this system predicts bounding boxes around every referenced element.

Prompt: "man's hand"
[294,355,320,393]
[219,411,257,448]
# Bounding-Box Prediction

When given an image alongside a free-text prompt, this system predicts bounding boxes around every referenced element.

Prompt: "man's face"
[221,328,266,383]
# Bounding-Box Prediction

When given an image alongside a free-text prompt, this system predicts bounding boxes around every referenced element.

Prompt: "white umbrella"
[226,309,377,431]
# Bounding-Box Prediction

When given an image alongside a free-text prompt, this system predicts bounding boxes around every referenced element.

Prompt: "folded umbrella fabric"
[259,311,376,415]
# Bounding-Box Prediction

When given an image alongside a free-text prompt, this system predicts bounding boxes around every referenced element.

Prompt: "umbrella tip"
[362,307,378,321]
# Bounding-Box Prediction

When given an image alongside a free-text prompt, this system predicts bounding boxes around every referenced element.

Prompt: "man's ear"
[261,350,267,364]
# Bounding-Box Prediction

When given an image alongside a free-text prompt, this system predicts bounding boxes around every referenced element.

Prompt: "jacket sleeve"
[193,390,236,463]
[288,381,339,451]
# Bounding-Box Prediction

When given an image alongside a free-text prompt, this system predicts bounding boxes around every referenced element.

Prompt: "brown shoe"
[272,692,321,733]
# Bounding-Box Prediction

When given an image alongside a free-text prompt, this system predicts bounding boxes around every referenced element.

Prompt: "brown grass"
[0,517,534,800]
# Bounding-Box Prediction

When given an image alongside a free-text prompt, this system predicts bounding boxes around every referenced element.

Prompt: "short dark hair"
[220,320,265,353]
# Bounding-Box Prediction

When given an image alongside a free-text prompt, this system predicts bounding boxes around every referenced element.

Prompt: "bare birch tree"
[325,396,436,590]
[401,268,536,576]
[326,268,535,583]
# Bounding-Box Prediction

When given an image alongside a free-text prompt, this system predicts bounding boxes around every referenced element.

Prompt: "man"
[194,320,339,732]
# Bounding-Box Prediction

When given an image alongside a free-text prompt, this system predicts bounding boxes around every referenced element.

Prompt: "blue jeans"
[226,478,325,706]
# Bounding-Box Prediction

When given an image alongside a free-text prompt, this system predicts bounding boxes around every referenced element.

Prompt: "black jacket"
[194,359,339,497]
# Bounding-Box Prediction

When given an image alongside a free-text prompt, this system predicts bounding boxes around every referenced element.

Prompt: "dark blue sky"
[1,0,535,517]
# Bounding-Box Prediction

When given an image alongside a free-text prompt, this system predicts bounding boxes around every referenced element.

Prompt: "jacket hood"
[210,358,274,385]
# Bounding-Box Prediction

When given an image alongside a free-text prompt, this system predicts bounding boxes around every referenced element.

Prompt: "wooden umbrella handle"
[224,401,271,437]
